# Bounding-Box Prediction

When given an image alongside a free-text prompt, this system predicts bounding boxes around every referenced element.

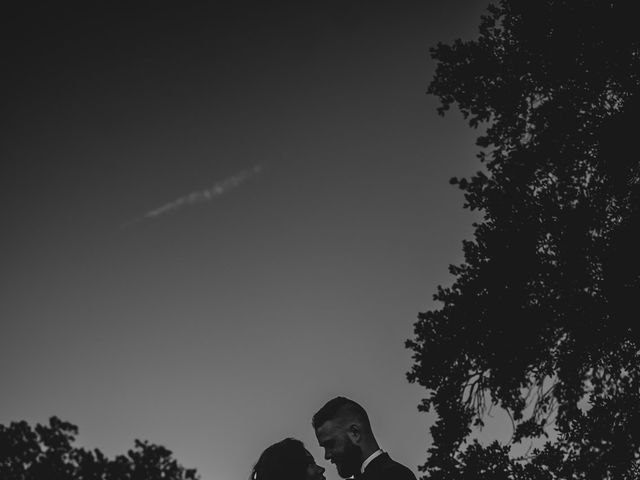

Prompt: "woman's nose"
[318,465,325,474]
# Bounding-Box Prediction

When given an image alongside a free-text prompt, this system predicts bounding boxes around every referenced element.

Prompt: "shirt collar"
[361,449,384,474]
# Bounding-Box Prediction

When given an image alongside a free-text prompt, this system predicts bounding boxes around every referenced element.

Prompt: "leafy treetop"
[0,416,199,480]
[407,1,640,479]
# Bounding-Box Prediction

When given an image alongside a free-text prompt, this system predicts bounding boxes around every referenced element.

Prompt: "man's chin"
[336,466,356,479]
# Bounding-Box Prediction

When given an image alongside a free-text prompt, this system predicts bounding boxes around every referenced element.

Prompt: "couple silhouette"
[251,397,417,480]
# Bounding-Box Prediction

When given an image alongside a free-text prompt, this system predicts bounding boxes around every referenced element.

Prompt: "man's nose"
[324,450,331,461]
[318,465,325,474]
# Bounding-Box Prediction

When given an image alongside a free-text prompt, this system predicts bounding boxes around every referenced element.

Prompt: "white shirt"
[361,449,384,474]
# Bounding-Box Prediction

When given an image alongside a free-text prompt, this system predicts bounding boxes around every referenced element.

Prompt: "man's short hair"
[312,396,370,430]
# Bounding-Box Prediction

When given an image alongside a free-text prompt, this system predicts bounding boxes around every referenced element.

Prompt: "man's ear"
[346,423,362,443]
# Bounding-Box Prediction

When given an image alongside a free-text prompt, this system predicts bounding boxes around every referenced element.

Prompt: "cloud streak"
[122,165,263,228]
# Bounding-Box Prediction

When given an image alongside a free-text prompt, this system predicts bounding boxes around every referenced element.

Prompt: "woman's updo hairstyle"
[251,438,310,480]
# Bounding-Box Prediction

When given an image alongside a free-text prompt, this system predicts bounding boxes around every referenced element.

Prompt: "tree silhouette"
[0,417,199,480]
[407,1,640,479]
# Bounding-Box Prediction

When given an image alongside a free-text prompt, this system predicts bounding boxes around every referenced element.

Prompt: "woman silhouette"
[251,438,326,480]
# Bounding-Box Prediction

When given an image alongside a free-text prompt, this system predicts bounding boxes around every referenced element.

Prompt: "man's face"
[315,420,362,478]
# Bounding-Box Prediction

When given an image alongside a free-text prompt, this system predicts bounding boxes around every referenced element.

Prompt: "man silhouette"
[312,397,417,480]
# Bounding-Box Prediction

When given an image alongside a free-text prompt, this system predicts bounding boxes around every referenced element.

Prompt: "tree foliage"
[0,417,199,480]
[407,1,640,478]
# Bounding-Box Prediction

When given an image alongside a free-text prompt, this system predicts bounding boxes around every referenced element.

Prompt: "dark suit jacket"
[359,453,417,480]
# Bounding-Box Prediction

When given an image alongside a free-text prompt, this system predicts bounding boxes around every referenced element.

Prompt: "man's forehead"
[315,419,341,438]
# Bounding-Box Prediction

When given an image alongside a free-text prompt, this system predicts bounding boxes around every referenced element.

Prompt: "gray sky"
[0,2,506,480]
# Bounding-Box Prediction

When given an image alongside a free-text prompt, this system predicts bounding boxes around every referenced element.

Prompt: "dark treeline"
[0,417,198,480]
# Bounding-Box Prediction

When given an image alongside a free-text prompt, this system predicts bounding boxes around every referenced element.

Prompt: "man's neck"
[360,448,384,474]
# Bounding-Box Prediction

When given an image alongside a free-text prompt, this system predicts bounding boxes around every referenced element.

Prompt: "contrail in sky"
[122,165,263,228]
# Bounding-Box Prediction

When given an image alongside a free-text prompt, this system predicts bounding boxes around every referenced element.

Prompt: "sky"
[0,2,508,480]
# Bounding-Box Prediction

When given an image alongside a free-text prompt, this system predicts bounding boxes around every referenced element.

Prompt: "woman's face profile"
[304,450,326,480]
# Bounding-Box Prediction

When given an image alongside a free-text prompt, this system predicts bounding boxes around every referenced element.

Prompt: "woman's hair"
[251,438,311,480]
